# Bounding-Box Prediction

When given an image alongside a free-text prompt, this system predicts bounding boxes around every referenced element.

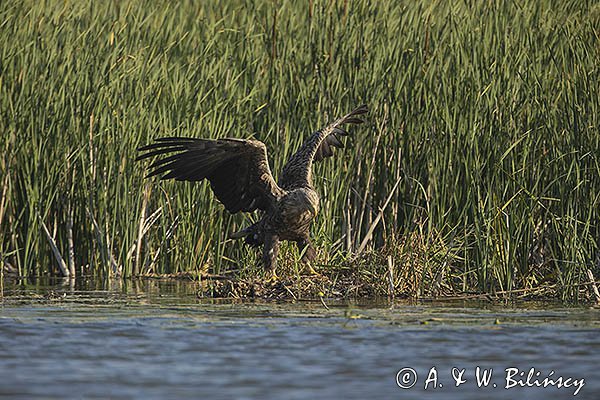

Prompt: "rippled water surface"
[1,279,598,399]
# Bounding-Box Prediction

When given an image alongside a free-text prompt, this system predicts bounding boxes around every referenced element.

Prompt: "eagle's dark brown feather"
[137,138,283,213]
[137,105,368,273]
[278,104,368,189]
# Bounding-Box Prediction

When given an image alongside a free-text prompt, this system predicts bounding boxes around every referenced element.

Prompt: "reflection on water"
[1,279,599,399]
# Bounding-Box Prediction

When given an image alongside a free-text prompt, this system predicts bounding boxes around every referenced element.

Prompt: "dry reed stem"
[354,123,383,247]
[38,215,70,277]
[66,200,75,277]
[134,184,152,276]
[357,176,402,254]
[387,255,395,302]
[86,207,120,277]
[0,173,8,231]
[586,269,600,304]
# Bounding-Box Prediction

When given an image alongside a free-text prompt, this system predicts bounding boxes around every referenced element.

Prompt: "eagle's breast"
[276,188,320,234]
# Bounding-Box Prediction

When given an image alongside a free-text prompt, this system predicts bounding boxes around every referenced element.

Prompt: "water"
[1,279,598,399]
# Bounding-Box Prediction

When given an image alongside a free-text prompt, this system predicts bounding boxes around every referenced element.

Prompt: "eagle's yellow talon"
[265,271,279,283]
[304,264,321,276]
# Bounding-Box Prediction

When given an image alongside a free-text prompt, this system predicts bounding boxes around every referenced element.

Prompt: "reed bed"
[1,0,598,300]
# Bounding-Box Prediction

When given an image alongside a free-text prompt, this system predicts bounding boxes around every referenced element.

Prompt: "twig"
[586,269,600,304]
[282,283,297,300]
[319,292,329,310]
[357,176,402,254]
[38,214,70,277]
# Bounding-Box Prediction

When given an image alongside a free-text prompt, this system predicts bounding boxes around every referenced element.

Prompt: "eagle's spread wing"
[279,104,368,189]
[136,138,284,213]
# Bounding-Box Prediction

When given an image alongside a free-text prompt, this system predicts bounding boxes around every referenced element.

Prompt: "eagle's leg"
[296,238,319,275]
[263,234,280,279]
[296,238,317,263]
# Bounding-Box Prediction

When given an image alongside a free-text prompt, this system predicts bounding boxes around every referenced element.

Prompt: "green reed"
[0,0,598,300]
